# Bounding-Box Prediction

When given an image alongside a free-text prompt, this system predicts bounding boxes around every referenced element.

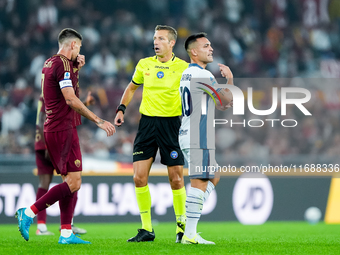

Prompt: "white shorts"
[182,148,217,179]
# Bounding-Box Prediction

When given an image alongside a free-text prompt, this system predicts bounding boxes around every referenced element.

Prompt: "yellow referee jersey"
[132,54,188,117]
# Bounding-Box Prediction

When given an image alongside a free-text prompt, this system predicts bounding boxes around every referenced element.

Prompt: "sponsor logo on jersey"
[210,77,216,86]
[181,74,192,81]
[133,151,143,155]
[179,129,188,136]
[74,159,81,168]
[157,71,164,79]
[170,151,178,159]
[64,72,71,80]
[145,73,150,76]
[155,66,169,69]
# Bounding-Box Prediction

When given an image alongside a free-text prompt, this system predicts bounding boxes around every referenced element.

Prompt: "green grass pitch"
[1,222,339,254]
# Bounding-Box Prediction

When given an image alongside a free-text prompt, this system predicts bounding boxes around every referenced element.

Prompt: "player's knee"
[74,182,81,192]
[169,177,183,189]
[133,175,147,187]
[74,179,82,191]
[69,182,81,193]
[67,177,82,193]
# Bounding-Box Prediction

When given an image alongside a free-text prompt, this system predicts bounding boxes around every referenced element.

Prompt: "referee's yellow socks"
[135,185,152,232]
[172,186,186,221]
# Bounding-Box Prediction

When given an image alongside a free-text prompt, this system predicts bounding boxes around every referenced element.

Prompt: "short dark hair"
[58,28,82,45]
[184,32,207,52]
[155,25,177,41]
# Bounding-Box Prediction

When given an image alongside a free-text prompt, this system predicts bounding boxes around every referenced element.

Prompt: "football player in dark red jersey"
[34,93,94,236]
[16,28,115,244]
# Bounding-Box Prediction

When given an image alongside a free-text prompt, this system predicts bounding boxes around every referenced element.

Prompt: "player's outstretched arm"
[62,87,115,136]
[114,82,140,126]
[95,119,116,137]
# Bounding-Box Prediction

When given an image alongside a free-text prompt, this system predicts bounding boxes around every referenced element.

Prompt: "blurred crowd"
[0,0,340,163]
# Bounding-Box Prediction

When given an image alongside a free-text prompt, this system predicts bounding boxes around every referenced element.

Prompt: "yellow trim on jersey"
[132,54,188,117]
[60,56,70,72]
[54,54,70,72]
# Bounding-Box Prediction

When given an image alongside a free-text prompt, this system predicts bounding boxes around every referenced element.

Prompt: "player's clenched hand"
[96,119,116,136]
[218,63,233,85]
[77,54,85,70]
[114,111,124,127]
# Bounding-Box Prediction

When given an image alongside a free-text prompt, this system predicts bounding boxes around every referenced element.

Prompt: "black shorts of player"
[133,114,184,166]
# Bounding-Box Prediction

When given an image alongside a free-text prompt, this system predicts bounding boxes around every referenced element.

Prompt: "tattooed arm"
[61,87,115,136]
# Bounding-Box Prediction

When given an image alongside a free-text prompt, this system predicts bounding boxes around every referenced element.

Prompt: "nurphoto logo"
[196,78,312,128]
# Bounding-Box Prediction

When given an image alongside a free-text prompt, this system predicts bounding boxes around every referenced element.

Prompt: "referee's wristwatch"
[116,104,126,114]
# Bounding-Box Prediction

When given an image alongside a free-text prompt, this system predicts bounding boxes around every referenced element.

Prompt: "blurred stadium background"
[1,0,340,225]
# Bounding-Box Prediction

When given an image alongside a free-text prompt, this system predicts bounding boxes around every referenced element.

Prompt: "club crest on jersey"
[170,151,178,159]
[64,72,71,80]
[74,159,81,168]
[157,71,164,79]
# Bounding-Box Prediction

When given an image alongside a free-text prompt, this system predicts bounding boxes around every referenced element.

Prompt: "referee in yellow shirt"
[114,25,188,243]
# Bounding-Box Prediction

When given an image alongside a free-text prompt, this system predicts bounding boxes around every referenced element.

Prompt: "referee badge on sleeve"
[170,151,178,159]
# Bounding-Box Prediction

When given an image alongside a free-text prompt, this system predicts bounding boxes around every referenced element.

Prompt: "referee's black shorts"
[133,114,184,166]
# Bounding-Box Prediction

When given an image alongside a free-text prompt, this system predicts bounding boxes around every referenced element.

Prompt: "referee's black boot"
[175,219,185,243]
[176,232,184,243]
[127,229,155,242]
